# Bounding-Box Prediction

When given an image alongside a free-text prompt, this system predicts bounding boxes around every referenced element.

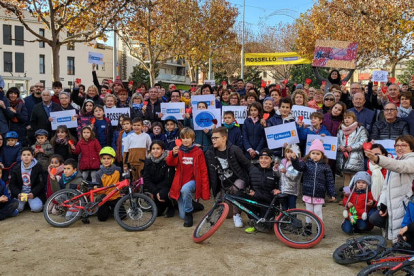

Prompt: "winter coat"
[298,125,331,141]
[92,117,113,148]
[205,142,253,197]
[323,113,342,136]
[166,146,210,201]
[291,156,336,199]
[371,118,409,140]
[32,141,54,172]
[144,100,162,122]
[24,94,42,121]
[249,165,279,203]
[149,133,167,145]
[73,138,102,171]
[280,158,302,196]
[30,102,62,139]
[377,152,414,241]
[8,99,29,146]
[227,125,243,151]
[50,173,83,193]
[402,201,414,228]
[343,189,375,219]
[0,143,22,167]
[9,161,46,202]
[266,112,296,157]
[130,106,145,120]
[143,158,175,200]
[349,107,376,134]
[52,139,77,161]
[403,111,414,137]
[242,118,266,159]
[165,129,180,151]
[0,92,14,134]
[71,87,104,107]
[336,126,368,172]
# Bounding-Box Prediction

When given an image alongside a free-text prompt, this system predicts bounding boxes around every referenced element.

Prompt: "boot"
[303,223,312,236]
[184,212,193,227]
[165,207,175,218]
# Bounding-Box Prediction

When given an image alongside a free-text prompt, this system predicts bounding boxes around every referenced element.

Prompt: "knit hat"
[352,171,371,187]
[343,171,372,221]
[113,79,124,88]
[323,92,335,102]
[309,139,325,154]
[295,84,304,89]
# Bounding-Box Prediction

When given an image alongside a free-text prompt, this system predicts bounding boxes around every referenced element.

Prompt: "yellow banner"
[245,52,311,66]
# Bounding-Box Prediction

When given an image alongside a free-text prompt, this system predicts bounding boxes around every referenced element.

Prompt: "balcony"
[156,73,187,83]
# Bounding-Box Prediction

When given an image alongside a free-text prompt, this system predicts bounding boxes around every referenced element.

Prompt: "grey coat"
[336,126,368,172]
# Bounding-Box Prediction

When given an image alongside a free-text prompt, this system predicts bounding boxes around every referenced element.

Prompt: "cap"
[35,129,49,137]
[259,148,273,158]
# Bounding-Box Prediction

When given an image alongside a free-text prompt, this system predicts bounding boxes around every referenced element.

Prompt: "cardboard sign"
[221,106,248,124]
[50,110,77,130]
[291,105,315,125]
[161,102,185,120]
[88,52,104,65]
[305,134,338,160]
[312,40,358,69]
[203,80,216,87]
[371,71,388,82]
[104,107,130,126]
[244,52,311,66]
[192,109,222,130]
[375,139,396,157]
[265,122,299,149]
[191,94,216,110]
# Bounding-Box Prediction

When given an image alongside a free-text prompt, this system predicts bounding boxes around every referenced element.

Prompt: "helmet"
[99,147,116,158]
[5,131,18,139]
[164,116,177,123]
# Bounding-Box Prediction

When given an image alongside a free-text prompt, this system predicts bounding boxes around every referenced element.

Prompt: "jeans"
[342,219,369,234]
[177,181,196,219]
[0,198,19,219]
[283,195,298,210]
[18,197,43,212]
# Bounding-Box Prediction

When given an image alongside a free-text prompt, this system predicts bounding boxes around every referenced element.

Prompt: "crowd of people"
[1,66,414,245]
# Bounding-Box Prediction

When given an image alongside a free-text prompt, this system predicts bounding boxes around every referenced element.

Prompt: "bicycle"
[1,162,16,186]
[43,166,157,231]
[193,164,325,249]
[357,255,414,276]
[333,235,414,265]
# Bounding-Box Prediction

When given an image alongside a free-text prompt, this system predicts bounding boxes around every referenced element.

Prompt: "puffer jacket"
[336,126,368,172]
[249,165,280,203]
[371,118,409,140]
[291,156,336,199]
[280,158,302,196]
[242,118,265,159]
[165,128,180,151]
[73,138,102,171]
[143,156,174,200]
[377,152,414,241]
[8,99,29,146]
[343,189,375,219]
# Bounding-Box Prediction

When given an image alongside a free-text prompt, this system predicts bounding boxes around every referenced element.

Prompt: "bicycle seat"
[82,180,103,188]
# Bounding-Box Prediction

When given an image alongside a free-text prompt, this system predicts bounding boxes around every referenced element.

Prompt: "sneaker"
[10,209,19,217]
[184,212,193,227]
[233,214,244,228]
[245,227,256,234]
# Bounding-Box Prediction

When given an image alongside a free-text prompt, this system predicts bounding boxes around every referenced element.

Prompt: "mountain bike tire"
[357,262,414,276]
[193,203,229,243]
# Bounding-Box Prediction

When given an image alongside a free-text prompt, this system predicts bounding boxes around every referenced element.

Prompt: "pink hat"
[309,139,325,154]
[113,79,124,88]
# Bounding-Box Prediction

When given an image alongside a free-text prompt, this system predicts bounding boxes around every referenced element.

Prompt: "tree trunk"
[149,64,156,87]
[51,43,61,82]
[390,61,397,78]
[188,64,195,82]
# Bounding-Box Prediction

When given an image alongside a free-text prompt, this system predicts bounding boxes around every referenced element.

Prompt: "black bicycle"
[193,164,325,249]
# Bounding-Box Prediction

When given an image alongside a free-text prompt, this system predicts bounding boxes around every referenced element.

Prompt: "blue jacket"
[149,133,168,145]
[0,143,22,167]
[165,128,180,151]
[0,91,13,134]
[24,94,42,121]
[402,200,414,228]
[266,112,296,157]
[403,111,414,137]
[298,125,331,141]
[242,118,265,159]
[291,156,336,199]
[349,107,376,134]
[0,178,11,200]
[227,125,243,151]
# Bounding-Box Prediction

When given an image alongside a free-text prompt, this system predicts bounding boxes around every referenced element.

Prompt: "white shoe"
[233,214,244,228]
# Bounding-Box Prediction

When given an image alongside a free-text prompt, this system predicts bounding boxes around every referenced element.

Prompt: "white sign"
[50,110,77,130]
[88,52,104,65]
[291,105,315,125]
[371,71,388,82]
[375,139,396,157]
[192,109,222,130]
[305,134,338,160]
[204,80,216,87]
[104,107,130,126]
[191,94,216,110]
[222,106,248,124]
[161,102,185,120]
[265,122,299,149]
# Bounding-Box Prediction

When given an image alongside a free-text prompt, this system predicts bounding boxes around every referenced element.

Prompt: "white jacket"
[378,152,414,241]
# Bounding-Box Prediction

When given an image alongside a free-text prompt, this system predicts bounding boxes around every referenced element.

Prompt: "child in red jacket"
[167,127,210,227]
[71,126,102,182]
[342,171,376,234]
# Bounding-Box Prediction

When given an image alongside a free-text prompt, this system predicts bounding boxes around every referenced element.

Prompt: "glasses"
[324,98,335,101]
[171,95,180,98]
[384,109,397,112]
[211,136,222,141]
[34,85,43,88]
[394,144,410,149]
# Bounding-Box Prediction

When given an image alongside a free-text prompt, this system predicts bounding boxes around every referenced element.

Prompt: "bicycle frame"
[385,255,414,275]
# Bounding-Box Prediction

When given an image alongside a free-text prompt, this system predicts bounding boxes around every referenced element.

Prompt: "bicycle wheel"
[333,236,387,265]
[274,208,324,249]
[193,203,229,243]
[114,193,157,231]
[43,189,85,228]
[357,262,414,276]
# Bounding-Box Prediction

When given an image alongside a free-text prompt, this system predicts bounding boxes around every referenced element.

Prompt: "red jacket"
[343,190,376,219]
[73,138,102,170]
[166,147,210,201]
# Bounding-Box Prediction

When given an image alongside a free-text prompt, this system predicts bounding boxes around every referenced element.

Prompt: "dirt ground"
[1,193,386,276]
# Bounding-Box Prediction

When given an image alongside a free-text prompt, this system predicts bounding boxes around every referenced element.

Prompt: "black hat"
[259,148,273,158]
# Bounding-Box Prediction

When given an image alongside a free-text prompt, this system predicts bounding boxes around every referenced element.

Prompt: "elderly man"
[30,90,62,140]
[245,82,254,91]
[348,92,376,134]
[371,102,409,140]
[379,83,400,107]
[25,82,44,120]
[144,87,162,122]
[343,82,375,110]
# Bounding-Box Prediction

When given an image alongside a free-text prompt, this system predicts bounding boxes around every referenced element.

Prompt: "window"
[3,25,11,45]
[67,32,74,50]
[39,28,45,48]
[101,62,105,71]
[3,52,12,72]
[15,53,24,73]
[15,26,24,46]
[67,57,75,75]
[39,55,45,74]
[40,80,45,87]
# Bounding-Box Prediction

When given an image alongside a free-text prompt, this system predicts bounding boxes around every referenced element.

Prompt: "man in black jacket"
[144,87,162,123]
[371,102,409,140]
[205,127,256,228]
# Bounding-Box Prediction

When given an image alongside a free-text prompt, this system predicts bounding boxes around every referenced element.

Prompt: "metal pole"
[240,0,245,79]
[113,31,117,80]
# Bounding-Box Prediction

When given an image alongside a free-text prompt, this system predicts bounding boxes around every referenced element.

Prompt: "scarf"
[341,121,358,136]
[150,151,168,163]
[387,96,400,107]
[369,162,384,201]
[55,138,68,145]
[399,106,412,118]
[132,103,143,110]
[249,116,259,123]
[179,143,195,153]
[310,126,321,134]
[181,97,191,106]
[9,98,23,109]
[62,171,78,185]
[224,122,236,129]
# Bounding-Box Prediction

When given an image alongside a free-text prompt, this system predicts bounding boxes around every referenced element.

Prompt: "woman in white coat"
[365,135,414,242]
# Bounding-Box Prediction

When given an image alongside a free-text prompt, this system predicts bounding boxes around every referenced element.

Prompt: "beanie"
[309,139,325,154]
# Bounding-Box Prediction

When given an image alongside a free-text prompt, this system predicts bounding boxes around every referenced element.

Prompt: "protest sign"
[50,110,77,130]
[88,52,104,65]
[312,40,358,69]
[291,105,315,125]
[191,94,216,110]
[305,134,338,160]
[104,107,130,126]
[192,109,222,130]
[161,102,185,120]
[265,122,299,149]
[221,106,248,124]
[245,52,311,66]
[204,80,216,87]
[371,71,388,82]
[375,140,396,157]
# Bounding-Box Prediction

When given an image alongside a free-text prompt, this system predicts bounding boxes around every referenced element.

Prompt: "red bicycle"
[2,162,16,186]
[43,168,157,231]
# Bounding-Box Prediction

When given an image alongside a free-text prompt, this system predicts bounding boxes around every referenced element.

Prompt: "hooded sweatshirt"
[21,159,38,194]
